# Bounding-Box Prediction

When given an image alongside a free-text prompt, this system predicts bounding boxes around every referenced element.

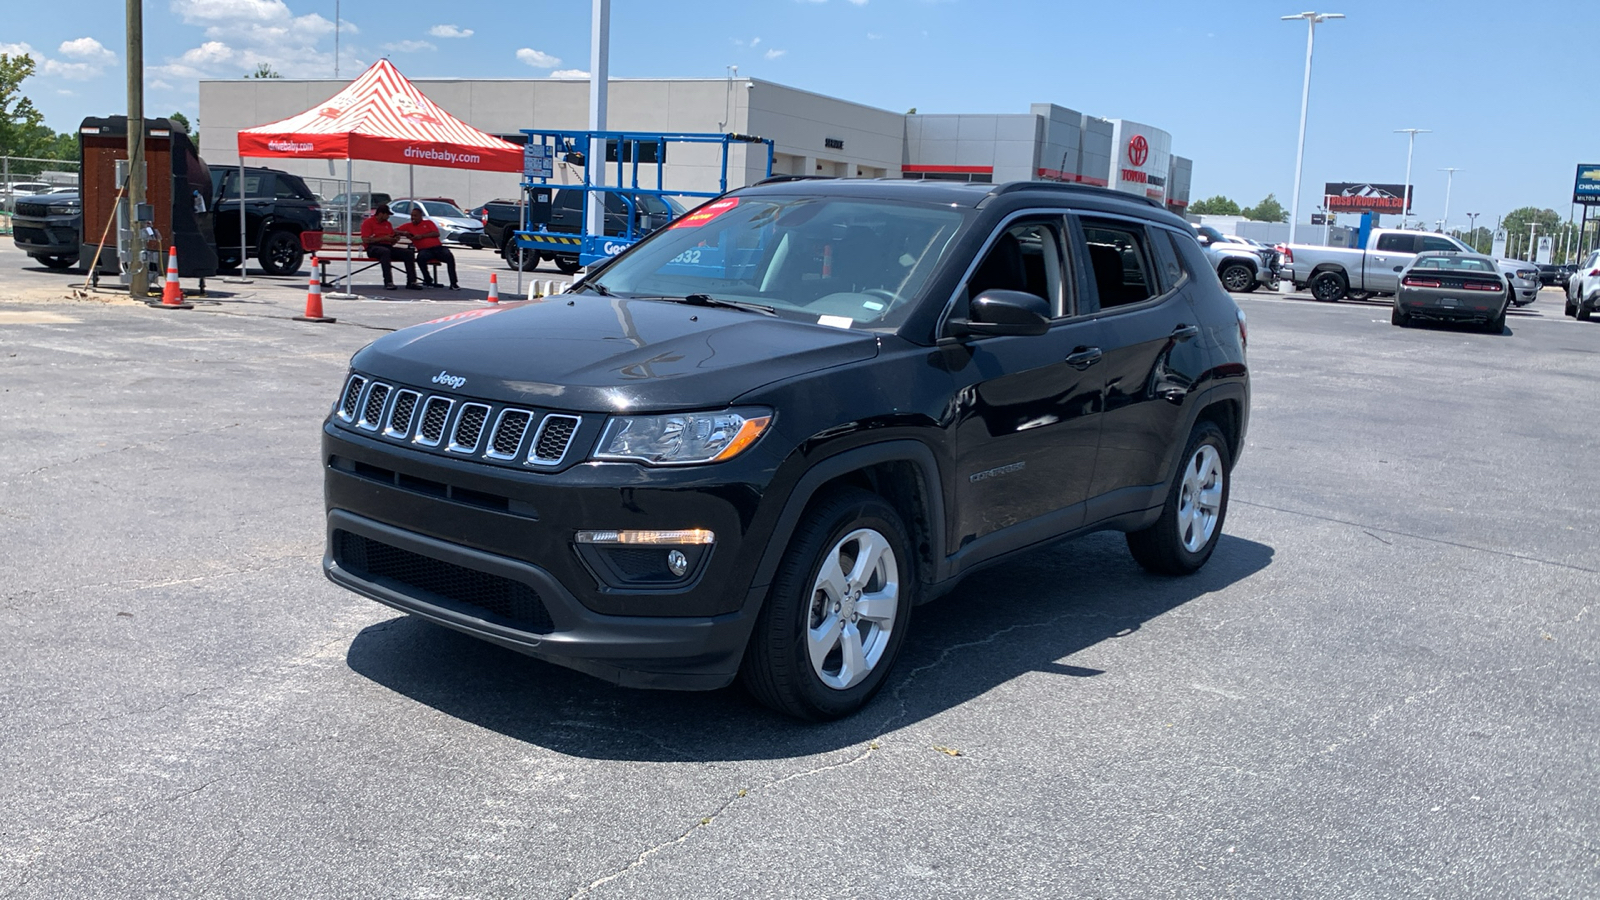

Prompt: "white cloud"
[848,0,868,4]
[764,48,787,60]
[429,24,473,38]
[549,69,589,79]
[516,47,560,68]
[183,41,235,66]
[1,37,117,81]
[58,37,116,63]
[165,0,342,79]
[383,40,435,53]
[867,32,881,39]
[151,79,175,90]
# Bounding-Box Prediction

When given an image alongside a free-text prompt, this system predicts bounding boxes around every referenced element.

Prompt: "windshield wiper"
[634,293,777,316]
[572,280,613,297]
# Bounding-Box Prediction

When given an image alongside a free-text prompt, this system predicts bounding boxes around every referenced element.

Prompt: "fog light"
[575,529,715,545]
[667,550,689,576]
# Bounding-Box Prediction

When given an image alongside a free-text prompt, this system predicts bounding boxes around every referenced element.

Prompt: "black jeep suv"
[321,179,1250,720]
[210,166,322,276]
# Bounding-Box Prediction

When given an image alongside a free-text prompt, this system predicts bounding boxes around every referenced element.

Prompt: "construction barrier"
[294,257,336,323]
[151,246,193,310]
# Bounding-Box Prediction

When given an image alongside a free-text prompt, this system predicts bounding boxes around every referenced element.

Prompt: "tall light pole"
[1283,11,1344,245]
[1466,211,1479,248]
[1395,128,1430,228]
[1438,167,1460,233]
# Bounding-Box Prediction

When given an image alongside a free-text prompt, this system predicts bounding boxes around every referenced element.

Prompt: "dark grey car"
[1392,253,1509,332]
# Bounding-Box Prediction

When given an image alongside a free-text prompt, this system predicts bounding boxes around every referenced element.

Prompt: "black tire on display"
[37,254,78,270]
[1219,263,1255,293]
[1565,294,1577,317]
[1579,299,1593,322]
[502,237,537,271]
[1483,307,1507,333]
[1126,421,1231,576]
[740,487,914,721]
[554,254,582,275]
[1309,271,1347,302]
[1391,305,1410,327]
[257,229,304,276]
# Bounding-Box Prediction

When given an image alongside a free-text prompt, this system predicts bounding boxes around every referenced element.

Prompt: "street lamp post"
[1395,128,1430,228]
[1283,11,1344,246]
[1466,211,1479,250]
[1438,167,1460,233]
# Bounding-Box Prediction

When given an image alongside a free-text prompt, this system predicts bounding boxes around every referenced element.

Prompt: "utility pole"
[1528,221,1538,262]
[1438,167,1460,233]
[126,0,148,298]
[1282,11,1345,246]
[1466,211,1479,250]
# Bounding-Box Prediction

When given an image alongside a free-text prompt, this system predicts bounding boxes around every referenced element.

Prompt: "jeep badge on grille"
[431,370,467,390]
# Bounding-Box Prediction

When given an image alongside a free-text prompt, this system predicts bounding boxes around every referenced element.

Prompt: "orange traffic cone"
[486,272,500,304]
[295,258,336,323]
[151,246,193,310]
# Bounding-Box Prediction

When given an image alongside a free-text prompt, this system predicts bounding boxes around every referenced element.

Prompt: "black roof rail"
[988,180,1167,210]
[753,174,839,186]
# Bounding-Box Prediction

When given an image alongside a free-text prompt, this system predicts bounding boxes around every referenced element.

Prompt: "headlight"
[57,205,82,216]
[594,408,772,465]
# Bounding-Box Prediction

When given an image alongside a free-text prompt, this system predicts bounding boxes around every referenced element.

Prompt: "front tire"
[257,229,304,276]
[502,237,537,271]
[1310,271,1347,302]
[1127,421,1231,576]
[1219,262,1255,293]
[741,487,913,721]
[1580,298,1593,322]
[554,254,582,275]
[37,254,78,270]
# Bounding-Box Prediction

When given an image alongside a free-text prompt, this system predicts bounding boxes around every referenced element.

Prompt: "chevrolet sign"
[1574,164,1600,205]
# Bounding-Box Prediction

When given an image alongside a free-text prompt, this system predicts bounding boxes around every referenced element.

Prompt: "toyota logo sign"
[1127,135,1149,167]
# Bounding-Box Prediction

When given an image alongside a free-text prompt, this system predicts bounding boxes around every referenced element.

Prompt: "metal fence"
[1,157,81,234]
[303,175,376,235]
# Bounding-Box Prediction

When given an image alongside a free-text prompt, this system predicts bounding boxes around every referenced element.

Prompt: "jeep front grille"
[487,409,533,459]
[338,375,367,420]
[449,403,491,454]
[529,415,581,466]
[416,397,454,446]
[385,390,420,438]
[358,383,391,430]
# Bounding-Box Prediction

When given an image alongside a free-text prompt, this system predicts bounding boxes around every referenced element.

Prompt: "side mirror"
[1196,235,1211,246]
[952,289,1051,337]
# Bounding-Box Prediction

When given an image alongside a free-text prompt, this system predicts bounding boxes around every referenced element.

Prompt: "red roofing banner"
[237,59,522,172]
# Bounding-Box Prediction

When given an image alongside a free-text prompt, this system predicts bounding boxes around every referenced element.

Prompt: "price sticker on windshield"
[669,197,739,229]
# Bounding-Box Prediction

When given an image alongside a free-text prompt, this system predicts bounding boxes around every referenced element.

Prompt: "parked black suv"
[482,188,683,274]
[10,192,82,269]
[211,166,323,276]
[321,179,1250,719]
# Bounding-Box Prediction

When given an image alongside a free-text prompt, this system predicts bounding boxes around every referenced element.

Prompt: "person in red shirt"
[397,205,459,290]
[359,204,419,290]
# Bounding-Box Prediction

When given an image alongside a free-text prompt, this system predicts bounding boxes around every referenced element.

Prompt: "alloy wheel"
[805,527,899,691]
[1177,445,1224,553]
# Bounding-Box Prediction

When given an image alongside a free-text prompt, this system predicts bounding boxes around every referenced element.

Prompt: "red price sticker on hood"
[669,197,739,229]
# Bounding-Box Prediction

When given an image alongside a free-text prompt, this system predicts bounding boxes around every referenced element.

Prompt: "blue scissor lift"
[512,130,775,270]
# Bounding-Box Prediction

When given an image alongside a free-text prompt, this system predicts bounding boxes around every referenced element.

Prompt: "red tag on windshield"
[669,197,739,229]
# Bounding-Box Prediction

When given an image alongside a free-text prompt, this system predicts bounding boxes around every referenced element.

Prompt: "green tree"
[1,52,46,158]
[250,64,281,79]
[1188,195,1240,216]
[1241,193,1287,223]
[168,111,190,132]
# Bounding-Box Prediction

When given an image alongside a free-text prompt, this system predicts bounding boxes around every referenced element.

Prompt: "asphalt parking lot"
[1,243,1595,899]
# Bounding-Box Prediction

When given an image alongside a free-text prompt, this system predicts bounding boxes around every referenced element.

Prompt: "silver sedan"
[1392,252,1510,332]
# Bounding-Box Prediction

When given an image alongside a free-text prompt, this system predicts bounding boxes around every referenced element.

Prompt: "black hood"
[352,296,879,413]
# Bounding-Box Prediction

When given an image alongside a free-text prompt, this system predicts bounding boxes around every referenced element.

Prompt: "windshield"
[421,201,466,217]
[1414,254,1494,272]
[586,195,968,328]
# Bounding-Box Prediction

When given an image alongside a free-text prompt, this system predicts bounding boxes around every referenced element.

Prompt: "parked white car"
[1566,249,1600,320]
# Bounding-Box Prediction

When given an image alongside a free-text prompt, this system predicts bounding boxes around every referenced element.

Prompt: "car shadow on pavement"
[344,531,1274,760]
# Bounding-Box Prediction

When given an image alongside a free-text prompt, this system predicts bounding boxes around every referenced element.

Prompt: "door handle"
[1171,323,1200,341]
[1065,347,1102,370]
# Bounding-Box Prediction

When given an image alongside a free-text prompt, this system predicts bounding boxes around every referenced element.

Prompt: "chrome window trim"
[412,396,456,448]
[527,414,583,467]
[485,408,535,460]
[356,382,392,431]
[447,403,493,455]
[383,390,422,439]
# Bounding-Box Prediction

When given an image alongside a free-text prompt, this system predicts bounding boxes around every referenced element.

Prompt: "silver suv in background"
[1193,225,1277,293]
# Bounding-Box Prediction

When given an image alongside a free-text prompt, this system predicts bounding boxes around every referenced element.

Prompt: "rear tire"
[1310,271,1347,302]
[1391,305,1410,327]
[1483,307,1507,333]
[740,487,913,721]
[1127,421,1231,576]
[257,229,304,276]
[555,254,582,275]
[502,237,537,271]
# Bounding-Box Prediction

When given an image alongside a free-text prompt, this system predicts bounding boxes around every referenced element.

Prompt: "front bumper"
[11,216,80,256]
[1511,285,1538,307]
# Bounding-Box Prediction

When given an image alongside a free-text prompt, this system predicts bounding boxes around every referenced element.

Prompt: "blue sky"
[5,0,1593,230]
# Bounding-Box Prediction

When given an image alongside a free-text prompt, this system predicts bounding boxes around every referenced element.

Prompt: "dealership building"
[199,76,1191,213]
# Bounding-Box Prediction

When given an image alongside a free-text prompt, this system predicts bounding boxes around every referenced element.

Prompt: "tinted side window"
[275,176,307,200]
[1419,236,1459,253]
[1152,230,1189,292]
[1376,233,1418,253]
[1081,220,1157,309]
[967,219,1068,316]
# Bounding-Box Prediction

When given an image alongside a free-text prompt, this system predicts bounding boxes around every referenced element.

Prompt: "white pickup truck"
[1279,228,1472,302]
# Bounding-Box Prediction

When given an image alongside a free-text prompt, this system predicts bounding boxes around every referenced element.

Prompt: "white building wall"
[1106,118,1172,205]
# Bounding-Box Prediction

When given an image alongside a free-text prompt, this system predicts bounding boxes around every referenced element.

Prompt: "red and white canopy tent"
[236,58,522,291]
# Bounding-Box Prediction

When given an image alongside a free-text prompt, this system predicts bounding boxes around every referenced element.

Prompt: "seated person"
[359,204,419,290]
[396,206,459,289]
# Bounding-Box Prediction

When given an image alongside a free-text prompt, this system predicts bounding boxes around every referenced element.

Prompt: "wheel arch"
[751,440,947,597]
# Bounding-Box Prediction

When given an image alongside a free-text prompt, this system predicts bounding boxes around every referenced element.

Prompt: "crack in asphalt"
[17,423,243,480]
[37,687,219,735]
[72,776,226,830]
[1233,499,1600,575]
